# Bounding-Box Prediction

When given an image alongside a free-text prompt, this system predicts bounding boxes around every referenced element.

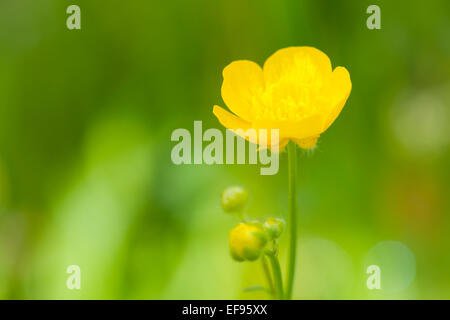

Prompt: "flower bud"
[229,223,268,261]
[263,218,285,240]
[221,186,248,214]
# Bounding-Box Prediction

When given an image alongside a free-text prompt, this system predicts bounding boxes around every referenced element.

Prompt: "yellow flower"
[213,46,352,150]
[229,223,268,262]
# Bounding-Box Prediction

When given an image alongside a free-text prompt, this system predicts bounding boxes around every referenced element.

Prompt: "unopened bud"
[229,223,268,261]
[221,186,248,214]
[263,218,285,240]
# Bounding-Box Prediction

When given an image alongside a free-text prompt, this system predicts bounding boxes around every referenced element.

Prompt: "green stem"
[285,141,297,300]
[236,209,245,222]
[266,252,284,300]
[261,256,275,298]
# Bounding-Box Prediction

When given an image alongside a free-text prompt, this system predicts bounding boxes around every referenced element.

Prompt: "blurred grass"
[0,0,449,299]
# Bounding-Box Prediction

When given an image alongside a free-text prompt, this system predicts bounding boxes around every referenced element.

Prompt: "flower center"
[252,61,328,122]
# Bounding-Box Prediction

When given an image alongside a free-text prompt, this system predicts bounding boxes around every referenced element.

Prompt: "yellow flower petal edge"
[213,105,252,131]
[213,105,289,150]
[213,46,352,151]
[221,60,264,122]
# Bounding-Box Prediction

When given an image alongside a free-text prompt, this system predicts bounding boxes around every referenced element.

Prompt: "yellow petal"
[221,60,264,122]
[213,105,259,144]
[253,113,324,141]
[213,106,287,147]
[213,105,252,130]
[317,66,352,131]
[263,47,332,88]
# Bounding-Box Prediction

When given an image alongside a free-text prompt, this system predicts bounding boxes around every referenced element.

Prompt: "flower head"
[229,222,268,261]
[213,46,352,150]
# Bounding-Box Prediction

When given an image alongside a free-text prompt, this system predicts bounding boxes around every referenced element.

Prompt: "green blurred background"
[0,0,449,299]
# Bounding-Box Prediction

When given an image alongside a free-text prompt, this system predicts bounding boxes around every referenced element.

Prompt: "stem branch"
[266,252,284,300]
[261,256,275,298]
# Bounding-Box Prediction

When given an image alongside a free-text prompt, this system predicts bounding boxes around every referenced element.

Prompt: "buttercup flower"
[213,46,352,150]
